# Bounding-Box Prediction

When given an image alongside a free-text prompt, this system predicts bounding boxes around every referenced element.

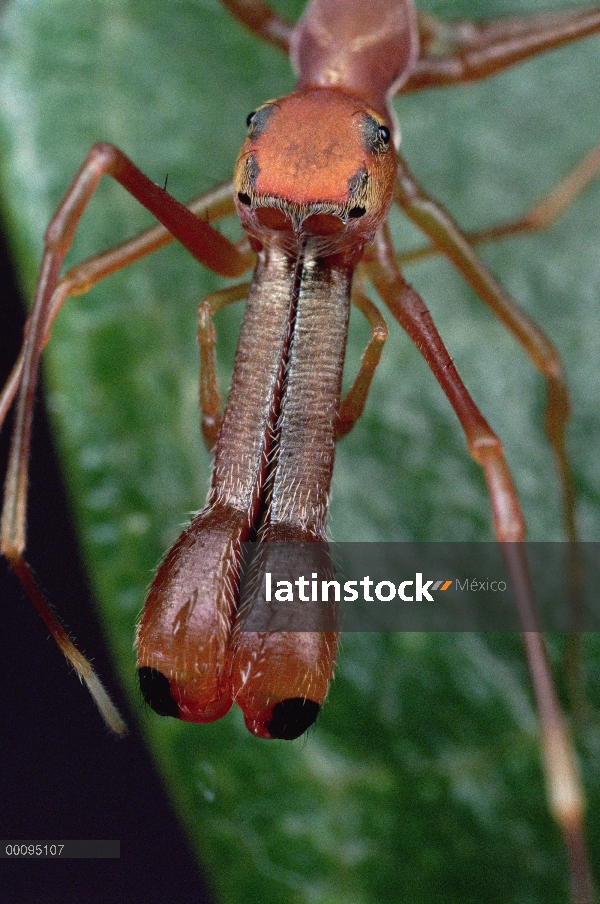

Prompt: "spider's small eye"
[377,125,391,147]
[246,104,277,139]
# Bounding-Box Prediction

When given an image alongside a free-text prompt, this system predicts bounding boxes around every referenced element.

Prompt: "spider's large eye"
[246,110,256,128]
[377,125,391,148]
[362,114,392,155]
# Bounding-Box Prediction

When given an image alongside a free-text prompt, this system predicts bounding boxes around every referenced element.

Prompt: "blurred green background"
[0,1,599,901]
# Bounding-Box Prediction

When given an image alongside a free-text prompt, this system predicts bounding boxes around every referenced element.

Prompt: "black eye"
[377,125,391,146]
[245,104,277,139]
[362,114,391,155]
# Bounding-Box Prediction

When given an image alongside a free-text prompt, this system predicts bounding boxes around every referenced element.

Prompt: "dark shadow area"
[0,223,216,904]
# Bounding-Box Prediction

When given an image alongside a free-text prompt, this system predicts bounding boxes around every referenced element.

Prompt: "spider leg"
[366,223,594,904]
[337,272,388,439]
[1,147,250,732]
[407,6,600,91]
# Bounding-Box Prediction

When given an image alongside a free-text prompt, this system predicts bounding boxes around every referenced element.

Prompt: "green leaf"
[1,1,599,902]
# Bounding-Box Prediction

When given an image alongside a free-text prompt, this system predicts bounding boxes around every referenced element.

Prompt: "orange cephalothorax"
[234,88,396,262]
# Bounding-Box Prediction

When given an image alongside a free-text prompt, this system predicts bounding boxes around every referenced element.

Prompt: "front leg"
[393,156,577,546]
[3,144,247,558]
[1,145,250,731]
[366,223,594,904]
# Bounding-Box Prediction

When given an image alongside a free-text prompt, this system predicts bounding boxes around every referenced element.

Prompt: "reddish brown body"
[138,0,408,739]
[1,1,599,892]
